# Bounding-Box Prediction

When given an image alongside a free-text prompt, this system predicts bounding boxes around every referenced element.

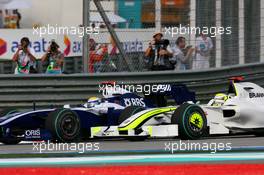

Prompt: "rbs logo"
[124,98,146,107]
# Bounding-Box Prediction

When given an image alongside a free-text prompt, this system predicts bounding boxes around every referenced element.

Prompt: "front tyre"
[118,106,145,125]
[171,103,207,140]
[45,109,81,143]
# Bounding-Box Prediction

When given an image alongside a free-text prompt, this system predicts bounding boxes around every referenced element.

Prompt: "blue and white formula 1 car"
[0,82,195,144]
[92,77,264,140]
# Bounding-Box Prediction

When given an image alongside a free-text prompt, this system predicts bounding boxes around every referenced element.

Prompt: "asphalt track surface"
[1,135,264,167]
[0,135,264,154]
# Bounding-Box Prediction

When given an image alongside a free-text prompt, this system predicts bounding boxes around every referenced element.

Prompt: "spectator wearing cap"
[145,32,173,71]
[12,37,37,74]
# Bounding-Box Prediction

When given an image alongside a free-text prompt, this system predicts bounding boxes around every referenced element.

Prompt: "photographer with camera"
[171,36,195,70]
[145,32,174,71]
[12,37,37,74]
[41,40,64,74]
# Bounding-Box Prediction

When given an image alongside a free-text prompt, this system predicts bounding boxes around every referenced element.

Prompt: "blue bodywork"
[0,84,196,142]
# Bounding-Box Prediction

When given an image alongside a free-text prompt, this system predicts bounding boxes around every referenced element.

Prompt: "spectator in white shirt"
[193,33,213,70]
[171,37,195,70]
[12,37,36,74]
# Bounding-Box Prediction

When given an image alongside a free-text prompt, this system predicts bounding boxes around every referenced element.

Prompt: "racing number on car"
[123,98,146,107]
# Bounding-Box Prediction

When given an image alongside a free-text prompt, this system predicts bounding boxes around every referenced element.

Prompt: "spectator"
[3,10,9,28]
[193,33,213,70]
[89,44,108,73]
[13,9,21,29]
[12,37,36,74]
[171,37,195,70]
[0,10,3,28]
[145,32,173,71]
[89,38,96,51]
[109,36,117,55]
[8,10,17,28]
[41,40,64,74]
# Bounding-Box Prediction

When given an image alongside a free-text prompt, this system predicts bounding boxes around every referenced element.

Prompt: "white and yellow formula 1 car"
[91,77,264,140]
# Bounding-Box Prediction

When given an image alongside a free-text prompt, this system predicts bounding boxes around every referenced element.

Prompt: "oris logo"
[25,129,41,139]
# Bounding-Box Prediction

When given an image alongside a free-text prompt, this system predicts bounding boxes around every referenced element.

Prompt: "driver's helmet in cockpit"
[210,93,229,107]
[215,93,228,101]
[87,97,101,108]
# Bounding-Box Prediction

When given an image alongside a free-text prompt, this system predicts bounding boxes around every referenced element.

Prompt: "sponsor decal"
[0,38,7,56]
[156,84,171,92]
[25,129,41,139]
[63,35,71,56]
[122,39,143,53]
[249,92,264,98]
[11,38,49,53]
[9,36,81,57]
[123,98,146,107]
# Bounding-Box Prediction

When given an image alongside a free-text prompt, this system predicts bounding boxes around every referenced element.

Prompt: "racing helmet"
[87,97,101,108]
[215,93,228,101]
[210,93,228,107]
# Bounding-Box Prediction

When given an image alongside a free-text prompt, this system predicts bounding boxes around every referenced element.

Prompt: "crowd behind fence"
[0,0,263,74]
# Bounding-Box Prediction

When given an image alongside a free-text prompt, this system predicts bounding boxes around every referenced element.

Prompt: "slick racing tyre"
[171,103,207,140]
[0,108,18,117]
[45,109,81,142]
[118,106,145,125]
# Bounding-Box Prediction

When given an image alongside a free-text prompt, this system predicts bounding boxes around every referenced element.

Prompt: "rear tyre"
[45,109,81,143]
[171,103,207,140]
[118,106,145,124]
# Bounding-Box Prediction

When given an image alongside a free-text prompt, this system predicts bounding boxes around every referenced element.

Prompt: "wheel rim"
[60,114,79,137]
[187,110,204,132]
